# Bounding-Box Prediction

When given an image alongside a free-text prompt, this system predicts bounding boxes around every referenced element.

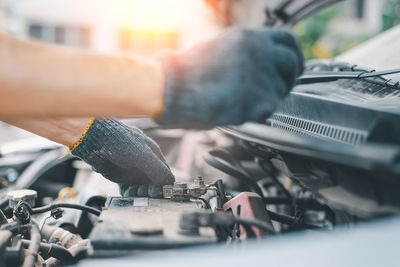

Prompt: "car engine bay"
[0,1,399,266]
[0,61,399,266]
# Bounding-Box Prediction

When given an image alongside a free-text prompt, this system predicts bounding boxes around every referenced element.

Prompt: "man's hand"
[5,118,174,197]
[159,27,304,128]
[71,119,175,197]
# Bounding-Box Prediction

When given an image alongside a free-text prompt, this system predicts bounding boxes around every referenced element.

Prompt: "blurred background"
[0,0,218,55]
[0,0,399,58]
[294,0,400,59]
[0,0,400,146]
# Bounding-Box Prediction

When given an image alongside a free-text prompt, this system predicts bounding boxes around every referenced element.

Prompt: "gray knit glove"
[72,119,174,197]
[159,27,303,128]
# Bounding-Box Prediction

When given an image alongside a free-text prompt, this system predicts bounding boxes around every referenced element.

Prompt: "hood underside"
[264,0,344,26]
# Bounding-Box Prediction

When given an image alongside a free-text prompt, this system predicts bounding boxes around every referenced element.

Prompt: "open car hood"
[264,0,344,26]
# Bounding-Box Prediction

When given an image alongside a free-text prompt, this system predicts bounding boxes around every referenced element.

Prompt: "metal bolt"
[194,177,205,186]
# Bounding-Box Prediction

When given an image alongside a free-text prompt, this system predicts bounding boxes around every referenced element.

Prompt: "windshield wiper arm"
[297,68,400,87]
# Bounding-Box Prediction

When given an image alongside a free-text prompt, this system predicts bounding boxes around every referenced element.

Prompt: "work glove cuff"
[157,52,208,128]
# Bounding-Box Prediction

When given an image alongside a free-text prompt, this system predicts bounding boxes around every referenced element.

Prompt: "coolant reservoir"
[7,189,37,208]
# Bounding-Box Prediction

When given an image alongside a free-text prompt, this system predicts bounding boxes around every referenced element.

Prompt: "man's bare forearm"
[0,32,165,118]
[3,118,90,147]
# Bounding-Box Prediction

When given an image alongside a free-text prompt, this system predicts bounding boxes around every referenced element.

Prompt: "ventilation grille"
[267,114,368,145]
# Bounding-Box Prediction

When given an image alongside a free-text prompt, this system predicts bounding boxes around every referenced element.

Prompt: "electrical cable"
[263,197,292,204]
[267,210,322,229]
[215,179,228,204]
[22,240,74,264]
[0,209,7,225]
[268,210,298,225]
[193,197,211,210]
[203,149,264,199]
[22,222,41,267]
[29,203,101,216]
[231,215,275,234]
